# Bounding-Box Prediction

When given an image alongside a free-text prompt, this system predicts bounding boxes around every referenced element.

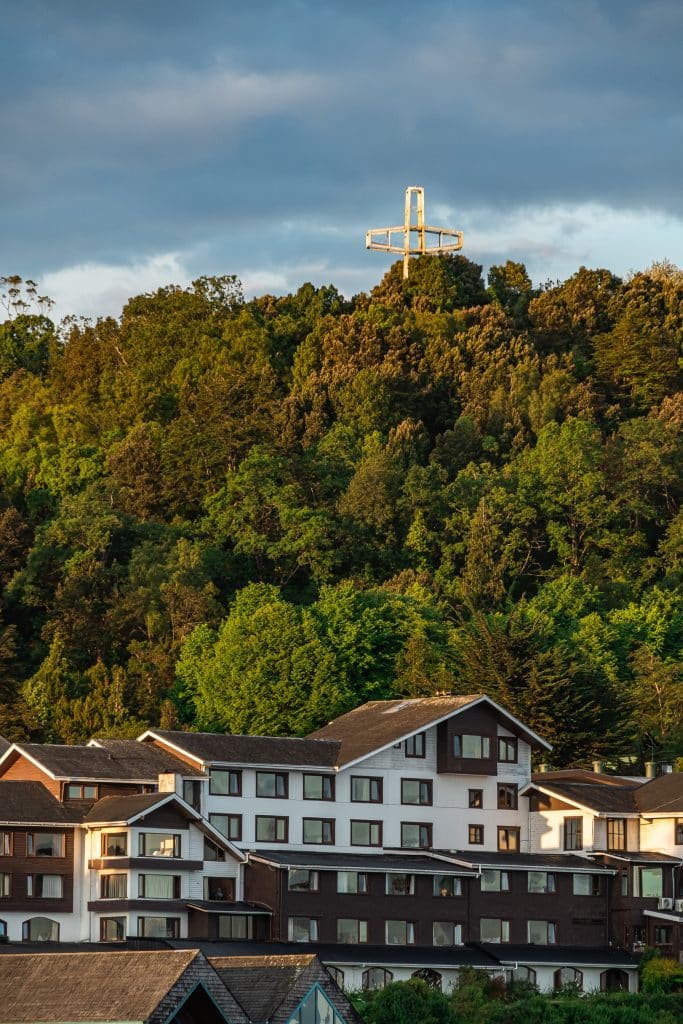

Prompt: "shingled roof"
[141,730,340,768]
[0,782,82,825]
[635,772,683,814]
[530,779,640,813]
[210,954,316,1024]
[82,792,180,824]
[2,739,204,781]
[0,736,9,757]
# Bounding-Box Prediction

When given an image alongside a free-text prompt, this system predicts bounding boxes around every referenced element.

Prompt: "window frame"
[101,832,127,857]
[209,812,242,842]
[64,783,99,800]
[400,821,433,849]
[302,817,335,845]
[527,919,557,945]
[0,833,12,857]
[26,833,65,858]
[350,776,383,803]
[572,873,602,897]
[137,916,180,939]
[434,875,462,897]
[288,916,319,942]
[100,873,127,899]
[0,873,9,898]
[468,789,483,808]
[497,826,521,852]
[138,833,181,858]
[400,778,433,805]
[255,815,289,843]
[385,873,415,896]
[385,919,416,945]
[302,773,335,801]
[288,869,319,893]
[350,820,382,847]
[100,916,126,942]
[337,871,369,894]
[336,918,368,943]
[497,736,518,763]
[209,768,242,797]
[22,917,60,942]
[453,734,491,759]
[497,783,518,810]
[528,871,557,894]
[479,917,510,943]
[563,816,583,851]
[432,921,463,946]
[468,824,484,845]
[404,733,426,758]
[138,873,181,899]
[481,869,510,893]
[554,967,582,990]
[607,818,627,852]
[255,771,289,799]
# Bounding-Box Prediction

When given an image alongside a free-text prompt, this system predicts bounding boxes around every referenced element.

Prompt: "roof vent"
[382,701,416,714]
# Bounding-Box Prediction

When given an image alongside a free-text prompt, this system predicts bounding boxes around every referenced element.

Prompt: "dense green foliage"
[1,258,682,765]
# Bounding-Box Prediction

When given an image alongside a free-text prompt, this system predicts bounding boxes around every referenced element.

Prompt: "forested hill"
[1,257,682,768]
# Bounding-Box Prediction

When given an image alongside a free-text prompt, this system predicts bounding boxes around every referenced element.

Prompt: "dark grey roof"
[592,850,683,864]
[83,792,181,824]
[635,772,683,813]
[210,954,315,1022]
[143,731,340,768]
[435,850,614,873]
[0,781,81,824]
[171,940,500,969]
[9,739,204,781]
[532,770,639,788]
[530,779,639,813]
[249,849,476,874]
[479,944,639,967]
[0,736,9,756]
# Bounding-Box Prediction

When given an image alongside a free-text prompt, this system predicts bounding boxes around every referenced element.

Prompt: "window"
[218,915,253,939]
[498,826,520,852]
[607,818,626,851]
[400,822,432,849]
[653,925,673,947]
[433,921,462,946]
[209,813,242,842]
[633,866,663,898]
[65,784,98,800]
[401,779,432,805]
[26,875,63,898]
[328,967,345,988]
[528,872,556,894]
[100,917,125,941]
[563,817,583,851]
[620,872,629,897]
[137,916,180,939]
[1,833,12,856]
[337,918,368,943]
[453,735,490,759]
[183,780,202,811]
[350,777,382,803]
[286,987,345,1024]
[468,789,483,808]
[405,733,425,758]
[554,967,582,990]
[385,920,415,944]
[573,874,602,896]
[337,871,368,894]
[255,816,288,842]
[303,774,335,801]
[510,966,536,986]
[350,820,382,847]
[303,818,335,845]
[22,917,59,941]
[498,737,518,763]
[0,874,10,897]
[480,918,510,943]
[138,874,181,899]
[209,769,241,796]
[27,833,65,858]
[468,824,484,845]
[675,820,683,845]
[101,833,127,857]
[434,875,462,897]
[497,784,518,810]
[0,921,5,939]
[362,968,393,990]
[203,877,234,901]
[100,874,127,899]
[288,869,319,892]
[288,916,318,941]
[204,838,226,861]
[481,870,510,892]
[256,771,288,799]
[527,920,556,945]
[386,873,414,895]
[139,833,181,857]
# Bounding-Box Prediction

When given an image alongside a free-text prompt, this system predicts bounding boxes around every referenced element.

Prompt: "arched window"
[0,920,6,939]
[412,969,442,989]
[362,967,393,991]
[600,969,628,992]
[508,965,536,987]
[554,967,582,991]
[327,967,345,989]
[22,917,60,942]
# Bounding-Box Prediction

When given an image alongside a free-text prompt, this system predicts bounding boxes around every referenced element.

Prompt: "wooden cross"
[366,186,464,279]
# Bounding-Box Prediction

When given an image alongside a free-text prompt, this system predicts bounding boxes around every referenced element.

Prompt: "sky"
[2,0,683,321]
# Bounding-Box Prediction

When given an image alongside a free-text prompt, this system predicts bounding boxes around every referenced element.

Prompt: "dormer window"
[453,735,490,759]
[64,784,98,800]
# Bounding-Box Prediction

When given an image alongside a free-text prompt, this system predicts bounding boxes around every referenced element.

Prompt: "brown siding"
[0,755,60,796]
[136,805,191,830]
[437,707,501,775]
[142,737,203,770]
[0,826,75,913]
[528,791,576,812]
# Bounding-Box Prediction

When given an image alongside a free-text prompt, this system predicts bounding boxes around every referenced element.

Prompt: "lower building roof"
[0,781,82,825]
[169,940,501,969]
[248,849,476,874]
[592,850,683,864]
[209,954,316,1023]
[434,850,615,873]
[479,944,640,968]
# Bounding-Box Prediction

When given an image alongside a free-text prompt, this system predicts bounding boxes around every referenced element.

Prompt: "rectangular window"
[620,872,629,897]
[400,822,432,849]
[433,921,462,946]
[65,784,98,800]
[527,920,556,945]
[100,917,125,941]
[183,780,202,811]
[563,817,583,851]
[453,735,490,759]
[350,820,382,847]
[209,769,242,796]
[528,871,556,894]
[572,874,602,896]
[607,819,626,851]
[203,877,234,901]
[498,737,518,763]
[255,816,288,843]
[0,873,10,897]
[497,784,518,810]
[385,920,415,945]
[209,813,242,842]
[1,833,12,856]
[434,875,462,897]
[100,874,127,899]
[204,838,226,862]
[675,820,683,845]
[401,779,432,805]
[337,918,368,943]
[653,925,673,947]
[27,833,65,858]
[302,818,335,845]
[137,916,180,939]
[288,916,318,942]
[139,833,181,858]
[468,824,484,845]
[255,771,288,799]
[303,774,335,801]
[101,833,127,857]
[386,873,415,896]
[27,874,63,898]
[634,866,663,899]
[405,733,425,758]
[138,874,181,899]
[480,918,510,943]
[468,789,483,808]
[218,915,253,940]
[498,826,520,852]
[337,871,368,894]
[288,869,319,892]
[481,870,510,893]
[350,777,382,803]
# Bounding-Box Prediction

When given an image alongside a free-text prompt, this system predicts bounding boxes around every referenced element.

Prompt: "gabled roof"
[479,944,639,968]
[532,769,639,788]
[0,736,9,757]
[0,739,204,782]
[309,694,551,768]
[209,954,316,1023]
[527,779,639,814]
[0,781,82,825]
[140,730,340,769]
[635,772,683,814]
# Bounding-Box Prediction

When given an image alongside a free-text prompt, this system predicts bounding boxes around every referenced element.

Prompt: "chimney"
[645,761,656,779]
[592,760,604,775]
[158,771,181,794]
[537,763,549,773]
